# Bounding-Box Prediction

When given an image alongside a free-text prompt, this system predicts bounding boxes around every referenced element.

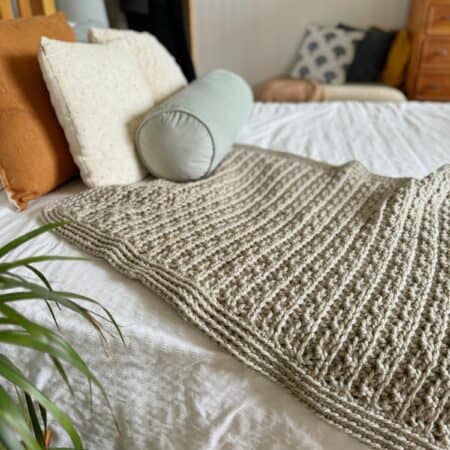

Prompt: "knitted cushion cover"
[42,146,450,450]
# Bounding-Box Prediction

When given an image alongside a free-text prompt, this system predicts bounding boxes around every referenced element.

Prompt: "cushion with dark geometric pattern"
[291,24,363,85]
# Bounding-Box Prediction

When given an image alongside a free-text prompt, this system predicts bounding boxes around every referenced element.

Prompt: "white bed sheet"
[240,101,450,179]
[2,101,450,450]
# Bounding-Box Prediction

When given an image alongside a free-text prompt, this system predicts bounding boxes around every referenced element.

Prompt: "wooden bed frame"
[0,0,55,19]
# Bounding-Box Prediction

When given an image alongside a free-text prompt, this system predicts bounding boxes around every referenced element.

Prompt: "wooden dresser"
[406,0,450,100]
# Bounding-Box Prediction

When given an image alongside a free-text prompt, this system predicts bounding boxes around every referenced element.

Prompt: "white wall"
[192,0,410,87]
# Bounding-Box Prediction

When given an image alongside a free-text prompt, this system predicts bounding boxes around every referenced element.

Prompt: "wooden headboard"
[0,0,56,20]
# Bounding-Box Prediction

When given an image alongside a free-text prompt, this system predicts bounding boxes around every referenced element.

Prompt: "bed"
[2,101,450,450]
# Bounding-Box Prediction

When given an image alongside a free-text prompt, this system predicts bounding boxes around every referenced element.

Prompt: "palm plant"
[0,222,123,450]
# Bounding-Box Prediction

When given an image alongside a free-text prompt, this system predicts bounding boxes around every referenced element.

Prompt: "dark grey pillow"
[339,24,396,82]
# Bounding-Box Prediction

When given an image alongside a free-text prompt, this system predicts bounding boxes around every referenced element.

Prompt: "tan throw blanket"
[43,146,450,450]
[258,78,325,102]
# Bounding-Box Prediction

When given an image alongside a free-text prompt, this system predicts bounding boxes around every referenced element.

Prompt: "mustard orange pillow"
[0,13,77,211]
[381,30,411,88]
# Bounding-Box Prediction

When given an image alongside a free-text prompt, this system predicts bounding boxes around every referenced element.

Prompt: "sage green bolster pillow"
[135,69,253,181]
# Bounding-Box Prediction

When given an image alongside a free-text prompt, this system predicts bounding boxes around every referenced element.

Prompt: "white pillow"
[38,37,153,187]
[88,28,187,104]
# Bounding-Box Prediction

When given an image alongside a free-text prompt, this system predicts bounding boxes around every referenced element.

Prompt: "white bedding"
[2,101,450,450]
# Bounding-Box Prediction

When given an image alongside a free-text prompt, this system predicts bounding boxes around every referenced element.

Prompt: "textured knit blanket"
[43,145,450,450]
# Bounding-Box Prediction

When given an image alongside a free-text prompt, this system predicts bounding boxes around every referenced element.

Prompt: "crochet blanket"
[43,145,450,450]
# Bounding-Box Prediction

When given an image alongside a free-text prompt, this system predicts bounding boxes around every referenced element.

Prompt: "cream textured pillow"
[88,28,187,103]
[39,37,153,187]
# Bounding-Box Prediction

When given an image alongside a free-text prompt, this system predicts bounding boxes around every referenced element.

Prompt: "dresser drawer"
[421,37,450,66]
[427,3,450,34]
[416,73,450,99]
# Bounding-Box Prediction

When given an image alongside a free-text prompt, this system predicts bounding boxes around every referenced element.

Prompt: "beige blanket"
[43,146,450,450]
[258,78,324,102]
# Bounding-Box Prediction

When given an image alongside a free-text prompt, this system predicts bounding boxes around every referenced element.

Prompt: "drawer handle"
[439,14,450,21]
[434,48,449,56]
[424,83,440,90]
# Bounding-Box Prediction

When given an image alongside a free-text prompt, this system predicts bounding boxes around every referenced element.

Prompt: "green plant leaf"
[0,292,36,302]
[0,354,83,450]
[25,264,61,328]
[0,306,97,386]
[24,265,52,292]
[0,277,125,346]
[0,306,90,395]
[0,385,41,450]
[13,387,28,424]
[0,420,25,450]
[50,357,74,397]
[0,256,85,273]
[0,326,84,406]
[0,222,69,259]
[25,393,45,447]
[38,403,47,441]
[0,304,119,432]
[0,222,123,448]
[0,287,108,347]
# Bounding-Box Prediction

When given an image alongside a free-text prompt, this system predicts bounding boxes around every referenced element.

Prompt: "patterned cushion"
[291,25,364,85]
